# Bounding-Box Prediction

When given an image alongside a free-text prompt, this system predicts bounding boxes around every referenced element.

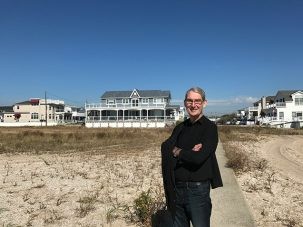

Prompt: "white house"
[64,106,85,123]
[85,88,183,128]
[246,90,303,128]
[0,106,13,122]
[243,96,275,120]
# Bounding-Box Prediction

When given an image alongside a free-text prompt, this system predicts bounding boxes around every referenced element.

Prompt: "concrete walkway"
[210,142,256,227]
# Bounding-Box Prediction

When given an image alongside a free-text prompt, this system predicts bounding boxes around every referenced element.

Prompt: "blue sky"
[1,0,302,115]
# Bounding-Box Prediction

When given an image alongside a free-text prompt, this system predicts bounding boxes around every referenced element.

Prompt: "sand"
[0,148,163,226]
[1,135,302,226]
[232,135,303,227]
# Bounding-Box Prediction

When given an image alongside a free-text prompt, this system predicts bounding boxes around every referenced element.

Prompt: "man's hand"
[172,146,182,157]
[192,143,202,152]
[172,143,202,157]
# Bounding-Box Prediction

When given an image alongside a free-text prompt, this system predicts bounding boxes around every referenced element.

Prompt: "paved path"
[210,142,256,227]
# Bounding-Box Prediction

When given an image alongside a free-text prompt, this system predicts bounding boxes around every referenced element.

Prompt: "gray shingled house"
[85,89,182,128]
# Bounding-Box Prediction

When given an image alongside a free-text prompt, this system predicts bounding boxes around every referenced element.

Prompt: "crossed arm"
[172,143,202,157]
[171,124,218,165]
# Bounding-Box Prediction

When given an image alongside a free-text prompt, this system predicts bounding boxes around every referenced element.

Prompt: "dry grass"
[219,125,303,137]
[219,126,303,226]
[105,185,166,227]
[76,192,99,218]
[0,126,172,154]
[218,126,302,174]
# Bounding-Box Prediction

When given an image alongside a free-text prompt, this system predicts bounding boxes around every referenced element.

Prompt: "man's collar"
[185,115,205,125]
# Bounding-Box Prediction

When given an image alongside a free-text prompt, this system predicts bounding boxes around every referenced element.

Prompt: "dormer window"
[107,99,116,105]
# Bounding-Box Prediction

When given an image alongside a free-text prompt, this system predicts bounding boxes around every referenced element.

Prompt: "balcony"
[86,115,175,122]
[247,106,258,112]
[275,102,286,107]
[85,102,167,109]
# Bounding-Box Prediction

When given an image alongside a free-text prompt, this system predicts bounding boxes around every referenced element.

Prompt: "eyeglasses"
[185,99,203,105]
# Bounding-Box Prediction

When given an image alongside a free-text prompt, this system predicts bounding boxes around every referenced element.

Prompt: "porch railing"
[85,102,166,109]
[275,102,286,107]
[86,116,176,122]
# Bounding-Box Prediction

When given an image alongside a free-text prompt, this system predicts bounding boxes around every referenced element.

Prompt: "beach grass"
[0,126,172,154]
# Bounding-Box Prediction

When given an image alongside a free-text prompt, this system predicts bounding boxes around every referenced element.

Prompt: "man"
[161,87,223,227]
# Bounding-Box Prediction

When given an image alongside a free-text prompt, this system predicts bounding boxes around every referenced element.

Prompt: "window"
[17,106,19,109]
[122,99,129,104]
[49,106,52,110]
[49,114,52,119]
[31,113,39,119]
[141,98,149,104]
[107,99,116,105]
[295,98,303,105]
[153,98,164,103]
[132,99,138,107]
[279,112,284,120]
[292,112,303,120]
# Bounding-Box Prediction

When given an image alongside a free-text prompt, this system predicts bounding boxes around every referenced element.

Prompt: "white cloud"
[171,96,258,106]
[207,96,259,106]
[171,96,259,114]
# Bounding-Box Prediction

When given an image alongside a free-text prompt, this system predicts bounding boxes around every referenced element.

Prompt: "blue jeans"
[173,181,212,227]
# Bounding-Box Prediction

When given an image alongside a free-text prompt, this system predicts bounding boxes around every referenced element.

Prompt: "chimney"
[261,96,266,109]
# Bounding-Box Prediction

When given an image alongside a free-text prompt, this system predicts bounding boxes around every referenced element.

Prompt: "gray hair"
[184,87,206,101]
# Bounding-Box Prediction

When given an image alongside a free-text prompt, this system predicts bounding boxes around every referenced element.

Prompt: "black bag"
[151,208,173,227]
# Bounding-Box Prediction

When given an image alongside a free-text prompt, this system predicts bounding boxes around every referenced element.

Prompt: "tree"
[14,113,21,121]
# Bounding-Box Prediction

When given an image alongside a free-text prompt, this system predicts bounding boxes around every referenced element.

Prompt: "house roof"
[275,90,302,101]
[253,101,260,105]
[16,98,41,105]
[166,104,180,110]
[15,101,32,105]
[253,95,275,105]
[266,96,275,102]
[101,89,171,99]
[15,99,65,106]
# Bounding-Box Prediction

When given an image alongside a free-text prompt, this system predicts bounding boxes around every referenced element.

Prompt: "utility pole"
[45,91,48,126]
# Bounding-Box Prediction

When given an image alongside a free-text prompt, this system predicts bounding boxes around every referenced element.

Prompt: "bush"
[224,145,250,173]
[106,186,166,226]
[133,189,166,226]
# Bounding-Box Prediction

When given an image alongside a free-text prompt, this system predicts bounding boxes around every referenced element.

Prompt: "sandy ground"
[1,135,303,227]
[232,135,303,227]
[0,148,163,227]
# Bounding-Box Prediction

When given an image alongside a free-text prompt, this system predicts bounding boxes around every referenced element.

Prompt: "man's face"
[184,91,207,118]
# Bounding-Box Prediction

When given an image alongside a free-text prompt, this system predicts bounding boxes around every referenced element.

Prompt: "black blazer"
[161,118,223,215]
